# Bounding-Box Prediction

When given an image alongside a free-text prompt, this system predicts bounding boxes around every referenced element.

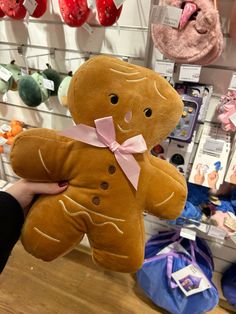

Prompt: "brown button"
[100,181,109,190]
[108,165,116,174]
[92,196,100,205]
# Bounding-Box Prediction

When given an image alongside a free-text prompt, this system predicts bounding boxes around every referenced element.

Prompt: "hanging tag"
[229,73,236,90]
[0,66,12,82]
[231,233,236,244]
[23,0,38,15]
[82,23,94,35]
[43,78,55,91]
[180,228,196,241]
[113,0,125,10]
[179,65,202,83]
[207,225,227,240]
[21,68,29,76]
[0,124,11,133]
[171,264,211,297]
[155,61,175,77]
[151,5,182,28]
[87,0,96,9]
[0,137,8,146]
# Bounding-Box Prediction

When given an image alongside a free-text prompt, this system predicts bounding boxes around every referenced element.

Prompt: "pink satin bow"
[59,116,147,190]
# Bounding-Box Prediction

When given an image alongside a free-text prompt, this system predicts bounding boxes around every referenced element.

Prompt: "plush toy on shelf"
[57,71,73,107]
[30,0,47,18]
[10,56,187,273]
[42,64,62,96]
[18,72,49,107]
[96,0,123,26]
[0,0,27,20]
[0,120,24,154]
[58,0,91,27]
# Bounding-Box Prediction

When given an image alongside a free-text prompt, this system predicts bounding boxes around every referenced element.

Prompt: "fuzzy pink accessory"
[217,90,236,132]
[151,0,223,65]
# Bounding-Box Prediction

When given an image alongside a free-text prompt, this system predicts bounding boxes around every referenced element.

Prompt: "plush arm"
[10,128,77,182]
[145,155,187,220]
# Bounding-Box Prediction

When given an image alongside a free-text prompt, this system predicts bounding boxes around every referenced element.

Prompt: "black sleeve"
[0,191,24,273]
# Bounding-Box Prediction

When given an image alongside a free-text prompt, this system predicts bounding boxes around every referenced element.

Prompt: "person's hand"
[207,171,219,190]
[6,179,68,215]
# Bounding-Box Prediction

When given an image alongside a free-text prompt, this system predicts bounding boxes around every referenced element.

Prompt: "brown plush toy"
[10,56,187,273]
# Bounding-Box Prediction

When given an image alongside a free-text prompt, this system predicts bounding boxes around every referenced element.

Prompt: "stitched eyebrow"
[126,77,147,82]
[154,81,167,100]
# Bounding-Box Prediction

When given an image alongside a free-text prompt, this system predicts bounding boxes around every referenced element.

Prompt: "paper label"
[229,112,236,127]
[82,23,94,34]
[229,73,236,90]
[203,139,224,155]
[151,5,182,28]
[0,124,11,133]
[23,0,38,15]
[207,225,227,240]
[0,137,7,145]
[156,242,190,257]
[155,61,175,77]
[0,66,12,82]
[43,78,55,91]
[231,232,236,244]
[21,68,29,76]
[171,264,211,296]
[179,65,202,83]
[113,0,125,9]
[87,0,96,8]
[180,228,196,241]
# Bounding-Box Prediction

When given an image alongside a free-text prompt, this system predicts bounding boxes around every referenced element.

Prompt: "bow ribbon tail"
[114,151,141,190]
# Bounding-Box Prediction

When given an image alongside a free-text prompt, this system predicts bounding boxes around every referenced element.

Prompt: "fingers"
[28,181,68,195]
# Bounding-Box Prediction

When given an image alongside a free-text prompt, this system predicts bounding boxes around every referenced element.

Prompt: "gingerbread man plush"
[10,56,187,272]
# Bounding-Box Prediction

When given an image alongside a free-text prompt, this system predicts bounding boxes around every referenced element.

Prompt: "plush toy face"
[11,56,187,273]
[69,56,183,148]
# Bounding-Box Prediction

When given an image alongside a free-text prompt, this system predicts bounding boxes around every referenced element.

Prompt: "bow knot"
[109,141,120,153]
[59,116,147,190]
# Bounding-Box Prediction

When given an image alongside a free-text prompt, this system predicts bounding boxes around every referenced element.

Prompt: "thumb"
[28,181,68,195]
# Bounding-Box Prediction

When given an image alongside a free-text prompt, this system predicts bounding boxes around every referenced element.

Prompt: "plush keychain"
[11,56,187,273]
[0,0,27,19]
[58,0,91,27]
[96,0,123,26]
[0,120,24,154]
[42,64,62,96]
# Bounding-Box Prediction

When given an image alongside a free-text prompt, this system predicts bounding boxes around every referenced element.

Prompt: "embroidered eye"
[109,94,119,105]
[144,108,152,117]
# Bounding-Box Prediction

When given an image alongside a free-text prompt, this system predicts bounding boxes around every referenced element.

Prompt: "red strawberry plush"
[96,0,123,26]
[0,0,26,20]
[59,0,91,27]
[0,7,5,17]
[30,0,47,18]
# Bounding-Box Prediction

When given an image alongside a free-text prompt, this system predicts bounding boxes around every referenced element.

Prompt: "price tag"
[87,0,96,9]
[207,225,227,240]
[180,228,196,241]
[43,78,55,91]
[179,65,202,83]
[151,5,182,28]
[229,73,236,90]
[21,68,29,76]
[23,0,38,15]
[155,61,175,77]
[82,23,94,35]
[0,137,7,145]
[113,0,126,9]
[0,66,12,82]
[0,124,11,133]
